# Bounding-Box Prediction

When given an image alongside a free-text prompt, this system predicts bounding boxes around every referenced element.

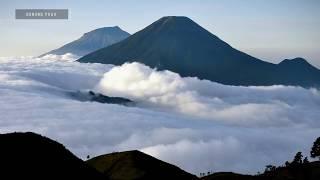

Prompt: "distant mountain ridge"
[78,16,320,87]
[42,26,130,56]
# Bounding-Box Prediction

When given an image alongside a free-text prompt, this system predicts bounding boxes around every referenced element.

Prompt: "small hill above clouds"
[0,132,107,179]
[42,26,130,57]
[68,90,134,106]
[78,16,320,87]
[86,150,198,180]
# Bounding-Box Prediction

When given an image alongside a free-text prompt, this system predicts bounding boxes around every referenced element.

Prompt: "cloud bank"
[96,62,320,127]
[0,54,319,175]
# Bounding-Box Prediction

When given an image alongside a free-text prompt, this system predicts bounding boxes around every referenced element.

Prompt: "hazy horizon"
[0,0,319,68]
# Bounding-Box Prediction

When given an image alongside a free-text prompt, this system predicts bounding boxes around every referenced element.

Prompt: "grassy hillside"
[86,150,198,180]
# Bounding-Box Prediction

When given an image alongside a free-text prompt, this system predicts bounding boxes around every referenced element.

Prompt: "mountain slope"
[78,16,320,87]
[86,150,198,180]
[0,132,107,179]
[42,26,130,56]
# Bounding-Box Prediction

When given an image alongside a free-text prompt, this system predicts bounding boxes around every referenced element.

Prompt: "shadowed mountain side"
[78,16,320,87]
[41,26,130,57]
[86,150,198,180]
[0,132,107,179]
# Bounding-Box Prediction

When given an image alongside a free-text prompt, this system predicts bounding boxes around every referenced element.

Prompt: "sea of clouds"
[0,53,319,175]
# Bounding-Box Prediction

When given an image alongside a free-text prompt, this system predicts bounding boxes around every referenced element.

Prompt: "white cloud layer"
[0,54,319,175]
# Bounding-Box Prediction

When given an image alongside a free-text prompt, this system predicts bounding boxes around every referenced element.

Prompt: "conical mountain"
[42,26,130,56]
[78,16,320,87]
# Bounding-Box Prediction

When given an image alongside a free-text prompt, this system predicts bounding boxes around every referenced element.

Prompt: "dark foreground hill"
[1,132,319,180]
[78,16,320,87]
[0,132,106,179]
[86,150,198,180]
[0,132,196,180]
[42,26,130,56]
[201,161,320,180]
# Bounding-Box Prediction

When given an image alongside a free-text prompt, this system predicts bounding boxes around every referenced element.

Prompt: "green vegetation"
[311,137,320,160]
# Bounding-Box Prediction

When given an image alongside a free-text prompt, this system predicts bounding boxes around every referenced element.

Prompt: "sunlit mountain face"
[0,54,319,174]
[41,26,130,57]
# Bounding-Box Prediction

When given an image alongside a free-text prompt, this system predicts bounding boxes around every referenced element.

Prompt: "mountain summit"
[78,16,320,87]
[42,26,130,56]
[0,132,106,179]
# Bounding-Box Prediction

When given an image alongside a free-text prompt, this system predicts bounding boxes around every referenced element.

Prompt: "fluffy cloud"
[96,62,320,127]
[0,55,319,175]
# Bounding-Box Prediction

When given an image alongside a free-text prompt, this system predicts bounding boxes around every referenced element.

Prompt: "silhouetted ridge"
[0,132,106,179]
[201,161,320,180]
[1,132,320,180]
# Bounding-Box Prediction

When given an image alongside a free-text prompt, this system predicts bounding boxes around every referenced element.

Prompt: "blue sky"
[0,0,319,67]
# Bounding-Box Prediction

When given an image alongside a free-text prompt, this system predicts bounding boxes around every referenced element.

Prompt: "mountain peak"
[84,26,125,36]
[41,26,130,57]
[154,16,197,27]
[112,26,122,30]
[160,16,191,21]
[0,132,105,179]
[279,57,312,66]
